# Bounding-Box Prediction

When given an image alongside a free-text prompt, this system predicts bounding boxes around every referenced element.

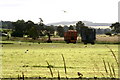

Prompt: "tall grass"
[57,70,60,80]
[103,45,119,78]
[102,59,116,78]
[102,59,108,76]
[105,45,119,67]
[18,74,20,80]
[61,54,67,75]
[103,57,116,78]
[22,72,24,80]
[46,61,53,77]
[107,62,113,77]
[93,67,96,77]
[111,63,116,78]
[91,58,104,77]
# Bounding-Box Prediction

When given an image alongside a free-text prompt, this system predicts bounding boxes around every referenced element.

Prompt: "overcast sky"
[0,0,119,24]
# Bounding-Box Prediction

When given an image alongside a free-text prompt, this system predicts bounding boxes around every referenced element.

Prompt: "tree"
[37,18,47,36]
[69,25,74,30]
[63,25,69,32]
[45,25,55,34]
[25,20,39,39]
[37,24,45,36]
[105,32,112,36]
[57,25,64,37]
[25,20,35,34]
[28,25,39,40]
[76,21,85,34]
[110,22,120,33]
[12,20,40,39]
[11,20,26,37]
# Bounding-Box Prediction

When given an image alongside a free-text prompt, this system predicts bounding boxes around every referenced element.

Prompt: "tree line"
[11,20,88,39]
[8,19,120,39]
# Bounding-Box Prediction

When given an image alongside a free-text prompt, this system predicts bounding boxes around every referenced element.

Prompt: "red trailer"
[64,30,77,43]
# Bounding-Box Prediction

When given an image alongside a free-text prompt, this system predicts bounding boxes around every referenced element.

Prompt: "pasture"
[1,41,119,78]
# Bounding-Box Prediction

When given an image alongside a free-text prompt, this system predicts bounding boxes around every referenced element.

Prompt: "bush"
[105,32,112,36]
[11,32,23,37]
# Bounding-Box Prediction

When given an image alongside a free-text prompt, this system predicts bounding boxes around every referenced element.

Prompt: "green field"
[1,41,119,78]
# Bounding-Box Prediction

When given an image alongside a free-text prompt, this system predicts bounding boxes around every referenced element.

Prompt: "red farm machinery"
[64,30,77,44]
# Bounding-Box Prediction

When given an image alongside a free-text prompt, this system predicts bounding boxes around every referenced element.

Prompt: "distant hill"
[47,21,112,26]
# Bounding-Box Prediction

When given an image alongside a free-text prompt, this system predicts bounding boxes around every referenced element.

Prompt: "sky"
[0,0,119,24]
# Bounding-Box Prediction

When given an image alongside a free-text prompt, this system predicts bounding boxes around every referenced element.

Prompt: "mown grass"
[1,41,119,78]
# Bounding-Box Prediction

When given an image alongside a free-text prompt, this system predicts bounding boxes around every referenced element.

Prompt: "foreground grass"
[1,41,119,78]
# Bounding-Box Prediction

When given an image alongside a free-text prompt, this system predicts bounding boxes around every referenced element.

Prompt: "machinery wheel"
[91,42,95,45]
[66,41,69,44]
[84,42,87,45]
[73,42,76,44]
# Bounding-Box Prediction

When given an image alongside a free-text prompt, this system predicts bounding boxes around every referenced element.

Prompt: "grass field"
[1,41,119,78]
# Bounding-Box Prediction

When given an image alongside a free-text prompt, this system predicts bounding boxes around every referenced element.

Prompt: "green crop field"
[1,41,119,78]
